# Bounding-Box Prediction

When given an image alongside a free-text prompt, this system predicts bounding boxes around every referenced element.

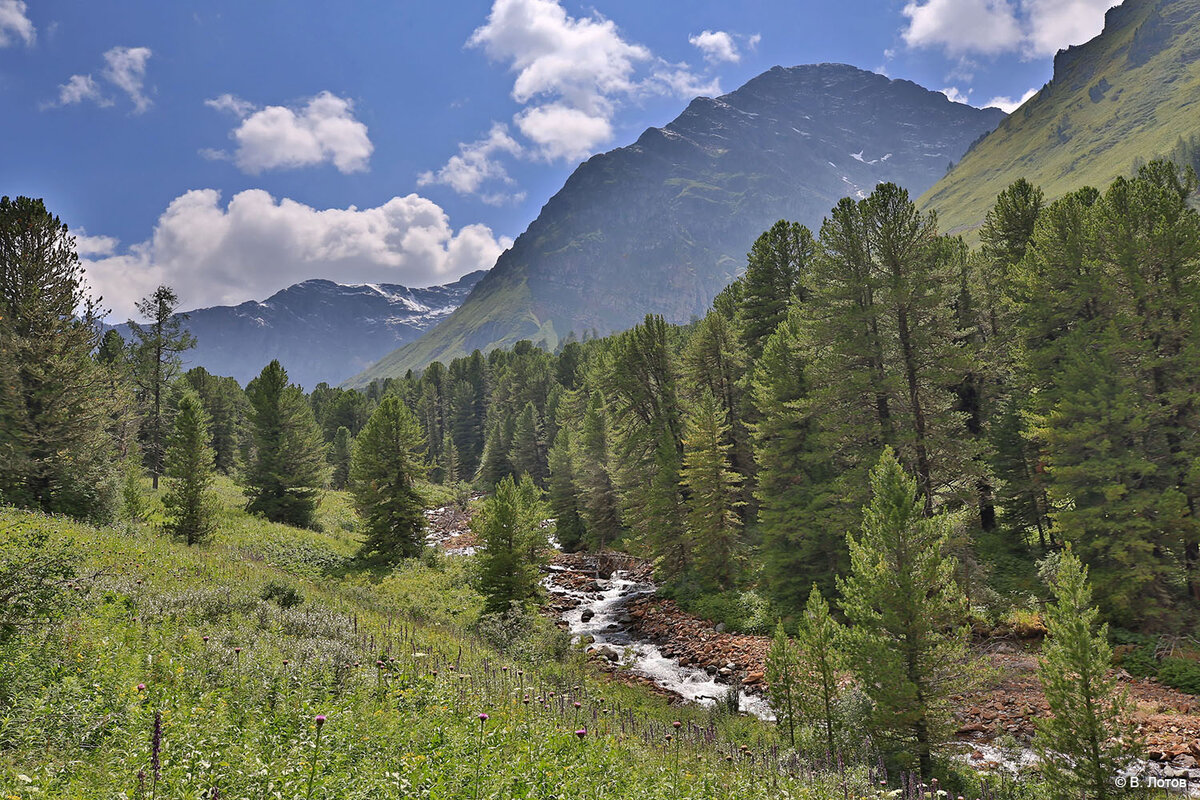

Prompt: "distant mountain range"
[116,271,486,389]
[349,63,1006,384]
[922,0,1200,235]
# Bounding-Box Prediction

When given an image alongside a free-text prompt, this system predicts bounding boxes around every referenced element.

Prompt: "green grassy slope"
[920,0,1200,236]
[0,478,872,799]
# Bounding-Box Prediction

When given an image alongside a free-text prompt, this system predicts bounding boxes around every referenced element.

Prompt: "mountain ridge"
[348,63,1006,385]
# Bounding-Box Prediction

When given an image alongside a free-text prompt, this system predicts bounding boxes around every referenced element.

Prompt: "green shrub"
[261,579,305,608]
[1157,657,1200,695]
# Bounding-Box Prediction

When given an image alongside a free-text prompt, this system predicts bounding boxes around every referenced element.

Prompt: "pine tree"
[162,391,217,546]
[245,360,328,527]
[737,220,814,360]
[838,448,973,779]
[509,401,545,484]
[440,430,459,485]
[765,621,801,748]
[350,396,427,562]
[128,286,196,489]
[476,419,513,488]
[1034,549,1140,800]
[330,426,353,490]
[796,585,844,755]
[680,389,744,590]
[576,390,622,551]
[0,196,118,521]
[475,474,549,614]
[546,426,587,552]
[751,310,842,608]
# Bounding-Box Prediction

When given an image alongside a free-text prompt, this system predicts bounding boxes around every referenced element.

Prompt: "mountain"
[921,0,1200,236]
[118,271,486,389]
[348,64,1006,385]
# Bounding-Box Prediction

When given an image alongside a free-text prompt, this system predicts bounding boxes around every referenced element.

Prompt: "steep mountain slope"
[922,0,1200,236]
[118,271,485,389]
[350,64,1005,384]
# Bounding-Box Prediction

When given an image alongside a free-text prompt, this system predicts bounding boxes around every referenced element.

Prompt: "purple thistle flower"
[575,728,588,739]
[478,712,489,722]
[315,714,326,727]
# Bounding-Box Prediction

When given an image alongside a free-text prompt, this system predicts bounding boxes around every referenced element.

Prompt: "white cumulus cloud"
[984,87,1038,113]
[205,91,373,174]
[901,0,1116,58]
[417,122,524,199]
[688,30,759,64]
[54,74,110,107]
[941,86,973,105]
[82,190,512,320]
[426,0,721,199]
[102,46,153,113]
[0,0,34,46]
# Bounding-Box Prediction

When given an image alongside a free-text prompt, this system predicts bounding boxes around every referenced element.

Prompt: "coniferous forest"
[5,162,1200,797]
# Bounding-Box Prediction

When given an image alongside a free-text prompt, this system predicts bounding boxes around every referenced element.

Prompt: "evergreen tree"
[128,285,196,489]
[0,196,118,521]
[838,448,973,779]
[350,396,427,562]
[330,426,353,490]
[576,390,622,550]
[1034,549,1139,800]
[162,391,217,546]
[737,220,814,360]
[184,367,250,474]
[751,310,842,608]
[475,474,549,614]
[476,419,513,488]
[680,389,744,590]
[796,585,844,755]
[440,429,459,485]
[245,360,327,527]
[509,401,545,484]
[546,426,587,552]
[765,621,801,748]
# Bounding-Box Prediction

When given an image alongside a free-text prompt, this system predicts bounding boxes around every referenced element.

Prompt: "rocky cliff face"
[117,271,485,389]
[353,64,1006,383]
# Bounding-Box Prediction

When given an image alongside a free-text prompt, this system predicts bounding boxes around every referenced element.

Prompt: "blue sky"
[0,0,1118,318]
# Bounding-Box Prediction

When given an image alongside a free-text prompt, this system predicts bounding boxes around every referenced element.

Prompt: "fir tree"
[330,426,353,490]
[440,430,459,484]
[350,396,427,562]
[245,360,328,527]
[476,420,512,488]
[1034,549,1140,800]
[162,391,217,546]
[0,196,118,521]
[509,401,545,484]
[546,426,587,552]
[737,220,814,360]
[128,286,196,489]
[764,621,801,748]
[838,448,973,779]
[796,585,844,755]
[475,474,549,614]
[680,389,744,590]
[751,310,842,608]
[576,390,622,550]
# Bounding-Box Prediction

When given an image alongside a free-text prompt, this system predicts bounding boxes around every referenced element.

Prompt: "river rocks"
[581,609,594,622]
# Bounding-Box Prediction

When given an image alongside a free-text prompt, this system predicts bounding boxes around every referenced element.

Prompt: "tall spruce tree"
[838,448,973,779]
[475,474,549,614]
[330,426,353,490]
[509,401,545,484]
[796,584,844,755]
[128,286,196,489]
[546,426,587,552]
[765,622,802,748]
[162,391,217,546]
[680,389,744,590]
[0,196,117,521]
[751,310,841,608]
[245,360,327,527]
[737,220,814,360]
[350,396,427,562]
[1034,549,1139,800]
[576,390,622,551]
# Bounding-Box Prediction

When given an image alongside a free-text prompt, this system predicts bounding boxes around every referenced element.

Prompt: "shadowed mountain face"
[351,63,1006,384]
[922,0,1200,236]
[116,271,486,389]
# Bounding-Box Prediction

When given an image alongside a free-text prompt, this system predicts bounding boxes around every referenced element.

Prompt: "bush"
[475,603,571,663]
[261,580,305,609]
[1157,658,1200,695]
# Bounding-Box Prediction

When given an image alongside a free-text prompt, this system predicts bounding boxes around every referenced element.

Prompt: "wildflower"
[574,702,582,709]
[137,683,146,692]
[672,720,681,729]
[202,635,210,643]
[315,714,326,727]
[478,713,489,722]
[575,728,588,739]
